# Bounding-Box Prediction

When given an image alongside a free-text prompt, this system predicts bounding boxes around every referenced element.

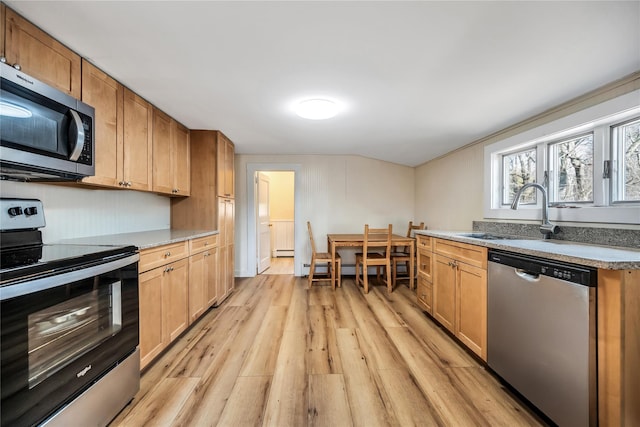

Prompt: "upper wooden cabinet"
[4,8,81,98]
[123,88,153,191]
[81,60,123,188]
[217,133,235,198]
[152,108,191,197]
[1,4,6,58]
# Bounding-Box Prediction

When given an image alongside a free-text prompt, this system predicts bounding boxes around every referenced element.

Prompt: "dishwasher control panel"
[489,250,596,286]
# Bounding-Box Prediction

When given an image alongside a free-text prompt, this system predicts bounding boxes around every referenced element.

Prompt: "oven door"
[0,254,138,427]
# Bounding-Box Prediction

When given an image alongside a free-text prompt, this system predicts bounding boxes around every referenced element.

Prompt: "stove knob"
[8,206,23,217]
[24,206,38,216]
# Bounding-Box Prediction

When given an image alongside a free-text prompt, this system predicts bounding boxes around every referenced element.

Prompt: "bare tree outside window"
[503,148,536,205]
[613,119,640,202]
[549,134,594,203]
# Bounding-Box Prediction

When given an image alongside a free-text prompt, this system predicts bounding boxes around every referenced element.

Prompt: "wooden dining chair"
[391,221,425,288]
[307,221,341,289]
[355,224,392,294]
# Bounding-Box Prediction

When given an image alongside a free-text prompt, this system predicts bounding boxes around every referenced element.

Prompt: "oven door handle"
[0,254,139,301]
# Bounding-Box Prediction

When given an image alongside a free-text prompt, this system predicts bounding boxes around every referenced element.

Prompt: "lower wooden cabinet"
[188,246,218,323]
[423,237,488,361]
[139,257,188,369]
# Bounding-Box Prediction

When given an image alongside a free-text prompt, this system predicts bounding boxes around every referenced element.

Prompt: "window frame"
[484,89,640,225]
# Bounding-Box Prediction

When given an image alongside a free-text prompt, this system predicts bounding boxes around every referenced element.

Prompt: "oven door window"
[27,280,123,389]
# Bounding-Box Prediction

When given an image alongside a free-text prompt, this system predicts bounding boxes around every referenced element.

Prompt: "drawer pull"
[164,251,171,257]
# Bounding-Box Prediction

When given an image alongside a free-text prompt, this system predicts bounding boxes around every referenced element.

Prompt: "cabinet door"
[217,244,228,303]
[81,60,123,188]
[1,4,6,59]
[123,88,152,191]
[205,248,218,308]
[164,258,189,342]
[4,8,81,97]
[188,252,207,323]
[152,108,173,195]
[433,254,456,333]
[417,249,433,283]
[139,267,165,369]
[456,262,487,360]
[217,135,235,198]
[173,122,191,196]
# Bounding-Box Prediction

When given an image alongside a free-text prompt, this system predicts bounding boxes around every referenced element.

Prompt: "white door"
[257,172,271,273]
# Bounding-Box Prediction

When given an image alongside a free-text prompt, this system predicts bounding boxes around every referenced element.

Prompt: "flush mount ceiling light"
[295,98,340,120]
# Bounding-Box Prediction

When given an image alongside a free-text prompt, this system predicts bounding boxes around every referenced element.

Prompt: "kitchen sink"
[457,232,523,240]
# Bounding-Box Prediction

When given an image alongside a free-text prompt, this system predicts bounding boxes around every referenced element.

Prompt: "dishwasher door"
[487,250,597,427]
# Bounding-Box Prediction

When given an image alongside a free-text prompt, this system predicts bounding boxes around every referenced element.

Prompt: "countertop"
[58,229,218,250]
[415,230,640,270]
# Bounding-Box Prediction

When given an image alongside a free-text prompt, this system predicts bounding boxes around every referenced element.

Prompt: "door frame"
[246,163,301,277]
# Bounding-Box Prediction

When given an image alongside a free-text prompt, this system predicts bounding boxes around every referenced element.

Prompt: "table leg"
[330,239,336,289]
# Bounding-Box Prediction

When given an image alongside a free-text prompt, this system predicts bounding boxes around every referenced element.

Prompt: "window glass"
[548,134,594,203]
[502,148,536,205]
[612,118,640,202]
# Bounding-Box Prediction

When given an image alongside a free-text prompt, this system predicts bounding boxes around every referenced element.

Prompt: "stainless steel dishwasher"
[487,249,597,427]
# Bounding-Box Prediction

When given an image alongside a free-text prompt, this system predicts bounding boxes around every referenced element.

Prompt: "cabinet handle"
[119,181,126,186]
[164,251,171,257]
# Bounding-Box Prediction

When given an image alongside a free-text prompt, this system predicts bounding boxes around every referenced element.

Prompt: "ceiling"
[7,1,640,167]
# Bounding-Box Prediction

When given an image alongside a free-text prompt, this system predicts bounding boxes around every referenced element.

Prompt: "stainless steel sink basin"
[457,232,522,240]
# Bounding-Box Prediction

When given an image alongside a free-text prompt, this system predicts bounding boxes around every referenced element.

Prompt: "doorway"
[256,170,295,275]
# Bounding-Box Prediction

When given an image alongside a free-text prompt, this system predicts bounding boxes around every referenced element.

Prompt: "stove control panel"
[0,198,45,231]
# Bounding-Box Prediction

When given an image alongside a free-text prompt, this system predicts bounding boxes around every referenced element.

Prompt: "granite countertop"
[58,229,218,250]
[416,230,640,270]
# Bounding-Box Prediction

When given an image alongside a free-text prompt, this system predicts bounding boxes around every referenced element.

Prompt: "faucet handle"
[540,223,560,238]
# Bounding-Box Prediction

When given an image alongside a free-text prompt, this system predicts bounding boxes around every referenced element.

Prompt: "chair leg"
[363,261,369,293]
[337,259,342,288]
[308,260,315,289]
[355,258,361,286]
[386,261,392,293]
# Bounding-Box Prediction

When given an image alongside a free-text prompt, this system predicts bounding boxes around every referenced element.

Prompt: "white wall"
[236,154,415,277]
[0,181,170,243]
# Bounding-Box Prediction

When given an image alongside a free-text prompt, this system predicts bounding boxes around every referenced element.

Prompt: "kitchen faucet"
[510,182,560,239]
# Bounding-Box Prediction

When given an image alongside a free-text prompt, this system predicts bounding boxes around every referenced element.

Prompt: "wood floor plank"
[284,277,310,331]
[168,288,273,426]
[335,328,396,427]
[377,368,442,426]
[385,326,487,426]
[448,367,543,426]
[309,286,335,306]
[216,375,272,427]
[368,286,408,328]
[267,274,295,307]
[239,305,288,376]
[307,304,343,374]
[116,377,199,427]
[308,374,353,427]
[263,328,309,427]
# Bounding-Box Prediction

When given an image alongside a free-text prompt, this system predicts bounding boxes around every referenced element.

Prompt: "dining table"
[327,233,416,291]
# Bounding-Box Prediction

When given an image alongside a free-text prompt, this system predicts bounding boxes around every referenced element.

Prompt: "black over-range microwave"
[0,61,95,181]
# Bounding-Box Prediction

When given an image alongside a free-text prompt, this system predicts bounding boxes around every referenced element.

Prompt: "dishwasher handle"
[514,268,540,282]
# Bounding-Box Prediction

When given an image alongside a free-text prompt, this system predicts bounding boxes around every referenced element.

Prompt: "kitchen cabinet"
[1,4,6,58]
[123,88,153,191]
[218,197,235,303]
[138,241,189,369]
[217,133,235,198]
[4,7,81,98]
[416,234,434,313]
[152,109,191,196]
[171,131,236,306]
[80,60,123,188]
[188,235,218,323]
[432,238,487,360]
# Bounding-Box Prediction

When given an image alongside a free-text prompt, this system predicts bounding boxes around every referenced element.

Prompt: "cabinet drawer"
[434,238,487,269]
[139,241,189,272]
[416,234,433,251]
[417,249,433,282]
[416,276,432,314]
[190,235,218,254]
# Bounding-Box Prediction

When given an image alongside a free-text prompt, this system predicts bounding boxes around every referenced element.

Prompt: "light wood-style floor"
[111,275,545,427]
[261,257,294,275]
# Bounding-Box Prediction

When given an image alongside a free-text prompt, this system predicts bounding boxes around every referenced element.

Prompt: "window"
[484,89,640,224]
[548,133,593,204]
[611,118,640,203]
[502,148,536,205]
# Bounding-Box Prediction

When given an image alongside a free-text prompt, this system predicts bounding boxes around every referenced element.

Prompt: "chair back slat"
[363,224,392,255]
